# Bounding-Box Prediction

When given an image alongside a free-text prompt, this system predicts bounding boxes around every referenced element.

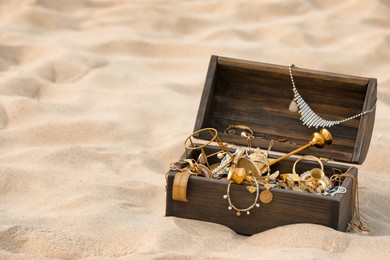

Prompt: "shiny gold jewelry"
[164,159,189,190]
[293,155,324,174]
[248,148,267,162]
[236,157,261,178]
[246,186,257,193]
[237,162,277,202]
[181,159,212,178]
[289,178,304,191]
[227,166,247,184]
[167,159,212,180]
[247,147,269,175]
[184,128,233,168]
[227,161,256,185]
[255,162,274,204]
[172,171,191,202]
[228,147,269,179]
[284,176,296,189]
[279,173,304,191]
[227,147,251,183]
[223,178,260,217]
[260,128,332,171]
[169,158,213,202]
[277,181,287,189]
[229,147,269,180]
[280,173,301,182]
[184,159,196,172]
[294,156,331,193]
[259,182,273,204]
[300,170,330,193]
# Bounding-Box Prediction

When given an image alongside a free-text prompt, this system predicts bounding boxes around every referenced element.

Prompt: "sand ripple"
[0,0,389,258]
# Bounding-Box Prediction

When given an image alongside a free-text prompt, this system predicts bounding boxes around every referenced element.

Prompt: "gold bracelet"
[292,155,324,174]
[223,178,260,217]
[293,155,332,193]
[172,171,191,202]
[184,128,233,168]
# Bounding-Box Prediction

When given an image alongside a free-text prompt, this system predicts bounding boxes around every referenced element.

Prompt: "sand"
[0,0,389,259]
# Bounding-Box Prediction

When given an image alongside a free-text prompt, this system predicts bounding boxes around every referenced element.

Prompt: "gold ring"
[292,155,324,175]
[184,128,219,150]
[224,125,254,137]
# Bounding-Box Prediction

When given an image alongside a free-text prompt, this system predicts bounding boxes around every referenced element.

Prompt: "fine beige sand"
[1,0,390,259]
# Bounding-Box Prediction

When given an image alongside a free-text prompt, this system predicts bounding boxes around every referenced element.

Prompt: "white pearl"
[289,100,298,112]
[228,206,232,210]
[217,152,224,159]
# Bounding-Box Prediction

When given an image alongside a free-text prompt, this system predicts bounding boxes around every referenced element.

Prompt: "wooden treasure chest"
[165,55,377,236]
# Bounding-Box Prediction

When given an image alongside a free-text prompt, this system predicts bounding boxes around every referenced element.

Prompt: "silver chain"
[288,65,375,128]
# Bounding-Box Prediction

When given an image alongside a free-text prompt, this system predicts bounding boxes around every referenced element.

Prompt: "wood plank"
[352,78,377,164]
[211,114,359,145]
[216,80,366,112]
[194,55,218,132]
[336,168,357,231]
[218,67,368,102]
[166,162,355,235]
[217,56,369,92]
[213,94,363,129]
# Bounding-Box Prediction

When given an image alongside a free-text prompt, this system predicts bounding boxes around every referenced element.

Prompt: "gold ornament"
[259,183,273,204]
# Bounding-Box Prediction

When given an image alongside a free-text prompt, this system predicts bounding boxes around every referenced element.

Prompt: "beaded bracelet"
[223,177,260,217]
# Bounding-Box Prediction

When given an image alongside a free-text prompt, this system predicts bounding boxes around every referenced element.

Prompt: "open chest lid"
[193,55,377,164]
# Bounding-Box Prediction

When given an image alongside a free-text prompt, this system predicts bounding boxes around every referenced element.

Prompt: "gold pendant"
[260,189,273,204]
[280,173,301,182]
[246,186,257,193]
[289,99,298,112]
[259,183,273,204]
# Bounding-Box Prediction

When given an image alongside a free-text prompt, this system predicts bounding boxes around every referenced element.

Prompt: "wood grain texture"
[166,147,356,235]
[194,55,377,164]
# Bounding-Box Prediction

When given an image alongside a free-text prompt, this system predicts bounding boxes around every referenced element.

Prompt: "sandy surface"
[0,0,389,259]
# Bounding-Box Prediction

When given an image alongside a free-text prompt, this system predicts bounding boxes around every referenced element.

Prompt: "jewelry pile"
[166,126,354,218]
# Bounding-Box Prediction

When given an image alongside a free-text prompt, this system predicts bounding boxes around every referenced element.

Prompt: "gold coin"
[259,189,273,204]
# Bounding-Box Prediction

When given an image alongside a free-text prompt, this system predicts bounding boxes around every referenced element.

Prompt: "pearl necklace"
[288,65,376,128]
